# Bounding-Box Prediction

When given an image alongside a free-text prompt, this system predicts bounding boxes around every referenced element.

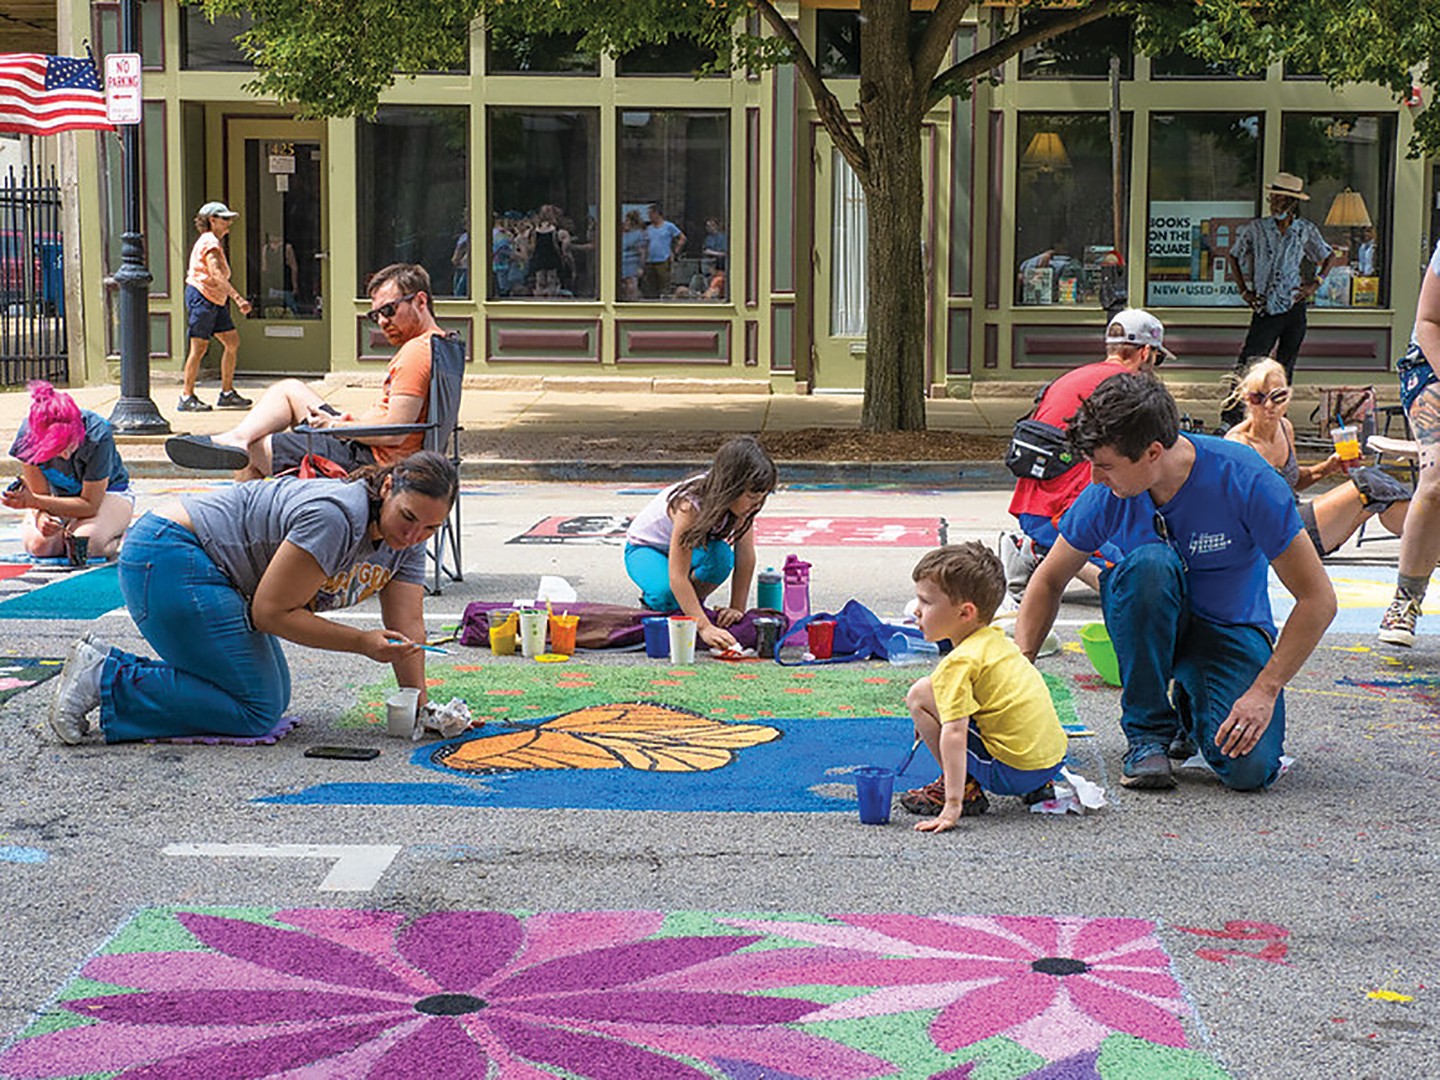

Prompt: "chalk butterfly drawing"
[432,701,781,773]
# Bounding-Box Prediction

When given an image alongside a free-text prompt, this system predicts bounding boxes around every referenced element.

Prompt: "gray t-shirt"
[181,478,425,611]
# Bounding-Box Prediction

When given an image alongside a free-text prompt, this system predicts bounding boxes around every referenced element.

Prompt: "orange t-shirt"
[357,331,434,466]
[186,232,231,306]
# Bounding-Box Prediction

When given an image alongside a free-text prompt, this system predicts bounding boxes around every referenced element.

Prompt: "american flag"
[0,53,115,136]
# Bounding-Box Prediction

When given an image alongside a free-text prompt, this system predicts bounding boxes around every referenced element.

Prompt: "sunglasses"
[1246,388,1291,407]
[1153,510,1188,572]
[365,292,419,324]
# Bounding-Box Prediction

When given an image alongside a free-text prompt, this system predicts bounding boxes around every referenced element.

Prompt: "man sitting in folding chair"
[164,262,442,480]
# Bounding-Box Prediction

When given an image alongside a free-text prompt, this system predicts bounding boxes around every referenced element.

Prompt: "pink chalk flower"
[0,908,889,1079]
[716,914,1190,1061]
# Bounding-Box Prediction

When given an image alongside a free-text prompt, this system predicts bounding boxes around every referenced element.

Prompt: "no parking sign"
[104,53,142,125]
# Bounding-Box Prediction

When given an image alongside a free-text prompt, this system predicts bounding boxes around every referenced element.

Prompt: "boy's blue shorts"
[964,720,1064,796]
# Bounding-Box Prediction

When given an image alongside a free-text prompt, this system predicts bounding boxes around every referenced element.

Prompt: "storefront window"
[618,110,729,301]
[815,10,933,78]
[1282,114,1396,308]
[1019,14,1132,80]
[1150,50,1262,80]
[1015,113,1130,307]
[488,109,598,300]
[1145,112,1261,307]
[181,7,252,71]
[357,107,470,299]
[618,39,722,76]
[487,30,597,74]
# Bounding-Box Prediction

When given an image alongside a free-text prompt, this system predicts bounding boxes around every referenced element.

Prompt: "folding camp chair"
[295,331,465,594]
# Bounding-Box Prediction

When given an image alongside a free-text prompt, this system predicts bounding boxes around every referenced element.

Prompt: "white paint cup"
[385,687,421,739]
[668,616,698,665]
[517,609,547,658]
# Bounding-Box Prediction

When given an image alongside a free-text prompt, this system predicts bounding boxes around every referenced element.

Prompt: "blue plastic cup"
[854,767,895,825]
[642,616,670,659]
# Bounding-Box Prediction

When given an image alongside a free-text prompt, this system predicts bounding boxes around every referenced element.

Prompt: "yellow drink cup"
[1330,425,1361,466]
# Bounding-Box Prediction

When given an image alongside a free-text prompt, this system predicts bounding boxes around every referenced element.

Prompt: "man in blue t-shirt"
[1014,374,1336,791]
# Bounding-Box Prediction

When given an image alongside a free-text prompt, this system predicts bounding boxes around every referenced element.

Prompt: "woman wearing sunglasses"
[162,263,442,479]
[1224,357,1410,556]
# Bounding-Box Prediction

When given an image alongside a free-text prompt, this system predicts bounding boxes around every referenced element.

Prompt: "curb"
[122,457,1016,488]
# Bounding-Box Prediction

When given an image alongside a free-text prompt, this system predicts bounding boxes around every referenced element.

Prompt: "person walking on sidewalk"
[180,201,253,413]
[1014,373,1335,792]
[1001,308,1172,598]
[164,263,442,479]
[1219,173,1334,427]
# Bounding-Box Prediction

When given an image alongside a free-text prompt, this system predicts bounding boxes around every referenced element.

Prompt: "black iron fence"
[0,165,69,385]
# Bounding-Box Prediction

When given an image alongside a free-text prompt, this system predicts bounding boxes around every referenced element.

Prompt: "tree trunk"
[858,4,928,433]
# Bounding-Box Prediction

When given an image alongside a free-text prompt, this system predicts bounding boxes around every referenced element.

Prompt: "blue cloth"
[101,514,291,742]
[9,410,128,496]
[185,283,235,339]
[1059,434,1302,635]
[1231,215,1332,315]
[963,719,1065,796]
[624,540,734,612]
[644,220,682,263]
[1101,544,1285,790]
[1017,511,1121,569]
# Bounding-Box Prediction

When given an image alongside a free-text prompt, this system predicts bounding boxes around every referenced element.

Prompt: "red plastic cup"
[807,620,836,660]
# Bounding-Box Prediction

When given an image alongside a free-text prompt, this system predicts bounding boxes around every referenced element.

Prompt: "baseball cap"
[198,201,238,219]
[1104,308,1174,365]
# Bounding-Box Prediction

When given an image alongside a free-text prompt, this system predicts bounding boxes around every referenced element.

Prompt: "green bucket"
[1079,622,1121,687]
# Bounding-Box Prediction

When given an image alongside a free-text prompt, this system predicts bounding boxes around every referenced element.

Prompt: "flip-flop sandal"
[164,435,250,471]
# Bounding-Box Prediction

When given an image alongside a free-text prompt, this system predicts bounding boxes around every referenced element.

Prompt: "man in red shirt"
[1001,309,1173,596]
[164,263,442,479]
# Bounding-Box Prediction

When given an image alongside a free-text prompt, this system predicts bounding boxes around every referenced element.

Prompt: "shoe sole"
[165,436,250,471]
[215,401,252,410]
[1377,629,1416,647]
[1119,771,1177,790]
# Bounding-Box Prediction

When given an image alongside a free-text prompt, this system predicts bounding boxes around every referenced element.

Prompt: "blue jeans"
[1100,544,1285,790]
[101,513,291,742]
[624,540,734,612]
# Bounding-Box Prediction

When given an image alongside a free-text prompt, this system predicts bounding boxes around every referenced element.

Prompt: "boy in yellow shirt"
[899,542,1068,833]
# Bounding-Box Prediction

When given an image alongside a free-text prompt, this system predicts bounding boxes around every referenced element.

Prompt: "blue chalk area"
[0,564,124,619]
[259,715,921,812]
[1272,563,1437,636]
[0,845,48,863]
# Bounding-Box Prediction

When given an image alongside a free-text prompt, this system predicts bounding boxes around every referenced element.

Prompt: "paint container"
[807,619,836,660]
[65,534,88,567]
[854,767,895,825]
[488,610,518,656]
[548,613,579,656]
[642,616,670,659]
[886,633,939,667]
[756,566,783,611]
[753,616,781,659]
[517,609,547,658]
[668,616,698,665]
[385,687,421,739]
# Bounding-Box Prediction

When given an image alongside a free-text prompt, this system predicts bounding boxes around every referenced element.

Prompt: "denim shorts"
[964,720,1064,796]
[1397,342,1438,414]
[186,283,235,340]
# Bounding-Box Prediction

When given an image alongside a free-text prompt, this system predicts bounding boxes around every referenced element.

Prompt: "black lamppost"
[108,0,169,434]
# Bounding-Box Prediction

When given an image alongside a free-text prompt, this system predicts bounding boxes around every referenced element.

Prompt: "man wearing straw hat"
[1220,172,1335,427]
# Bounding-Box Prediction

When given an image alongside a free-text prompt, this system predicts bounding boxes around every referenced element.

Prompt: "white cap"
[198,201,238,219]
[1104,308,1174,365]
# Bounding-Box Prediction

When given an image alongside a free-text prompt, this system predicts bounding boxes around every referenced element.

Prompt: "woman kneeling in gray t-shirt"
[44,449,458,744]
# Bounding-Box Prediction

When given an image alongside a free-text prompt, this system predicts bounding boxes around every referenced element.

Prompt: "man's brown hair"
[367,262,432,300]
[911,542,1006,624]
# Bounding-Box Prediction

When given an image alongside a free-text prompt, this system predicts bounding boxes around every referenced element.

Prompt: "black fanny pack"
[1005,418,1076,481]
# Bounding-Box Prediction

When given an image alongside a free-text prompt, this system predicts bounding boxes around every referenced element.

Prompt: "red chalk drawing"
[1173,921,1291,966]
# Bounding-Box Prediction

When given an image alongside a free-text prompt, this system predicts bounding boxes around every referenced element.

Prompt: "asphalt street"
[0,479,1434,1078]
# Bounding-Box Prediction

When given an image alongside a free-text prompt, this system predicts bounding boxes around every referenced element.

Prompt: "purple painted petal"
[1024,1050,1101,1080]
[992,916,1058,958]
[837,914,1032,959]
[114,1017,403,1080]
[930,974,1056,1052]
[274,908,411,955]
[930,1064,978,1080]
[395,910,523,992]
[503,990,812,1026]
[0,1023,316,1078]
[62,989,409,1026]
[620,1024,893,1078]
[709,956,1020,990]
[83,952,352,994]
[639,946,884,992]
[1069,918,1158,962]
[368,1015,491,1077]
[1066,978,1188,1048]
[713,1058,815,1080]
[177,913,420,995]
[513,911,664,970]
[488,1015,712,1080]
[496,936,760,998]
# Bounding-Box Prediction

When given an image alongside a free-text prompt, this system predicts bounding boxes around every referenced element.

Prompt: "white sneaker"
[998,532,1040,599]
[47,634,108,744]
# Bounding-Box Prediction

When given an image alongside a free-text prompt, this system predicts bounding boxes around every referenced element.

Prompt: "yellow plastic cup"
[488,610,518,656]
[1330,425,1361,464]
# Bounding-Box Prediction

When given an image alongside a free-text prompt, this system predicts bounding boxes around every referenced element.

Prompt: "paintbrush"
[894,734,922,776]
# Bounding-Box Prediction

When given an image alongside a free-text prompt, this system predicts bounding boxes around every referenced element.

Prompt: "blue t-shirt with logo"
[1058,434,1303,634]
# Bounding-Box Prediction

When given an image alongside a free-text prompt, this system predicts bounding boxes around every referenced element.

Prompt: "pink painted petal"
[83,953,384,996]
[271,1019,428,1079]
[719,917,947,957]
[177,913,419,995]
[1069,918,1159,962]
[639,946,882,991]
[1084,966,1181,998]
[368,1016,490,1077]
[616,1022,893,1078]
[802,981,981,1024]
[514,911,664,970]
[503,990,811,1026]
[274,909,410,954]
[395,911,522,992]
[930,974,1057,1052]
[112,1017,402,1080]
[496,936,759,998]
[63,989,408,1026]
[1067,977,1189,1047]
[839,914,1035,959]
[489,1015,712,1080]
[0,1023,320,1078]
[991,916,1059,958]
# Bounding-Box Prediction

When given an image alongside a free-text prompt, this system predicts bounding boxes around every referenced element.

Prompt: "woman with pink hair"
[1,382,134,560]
